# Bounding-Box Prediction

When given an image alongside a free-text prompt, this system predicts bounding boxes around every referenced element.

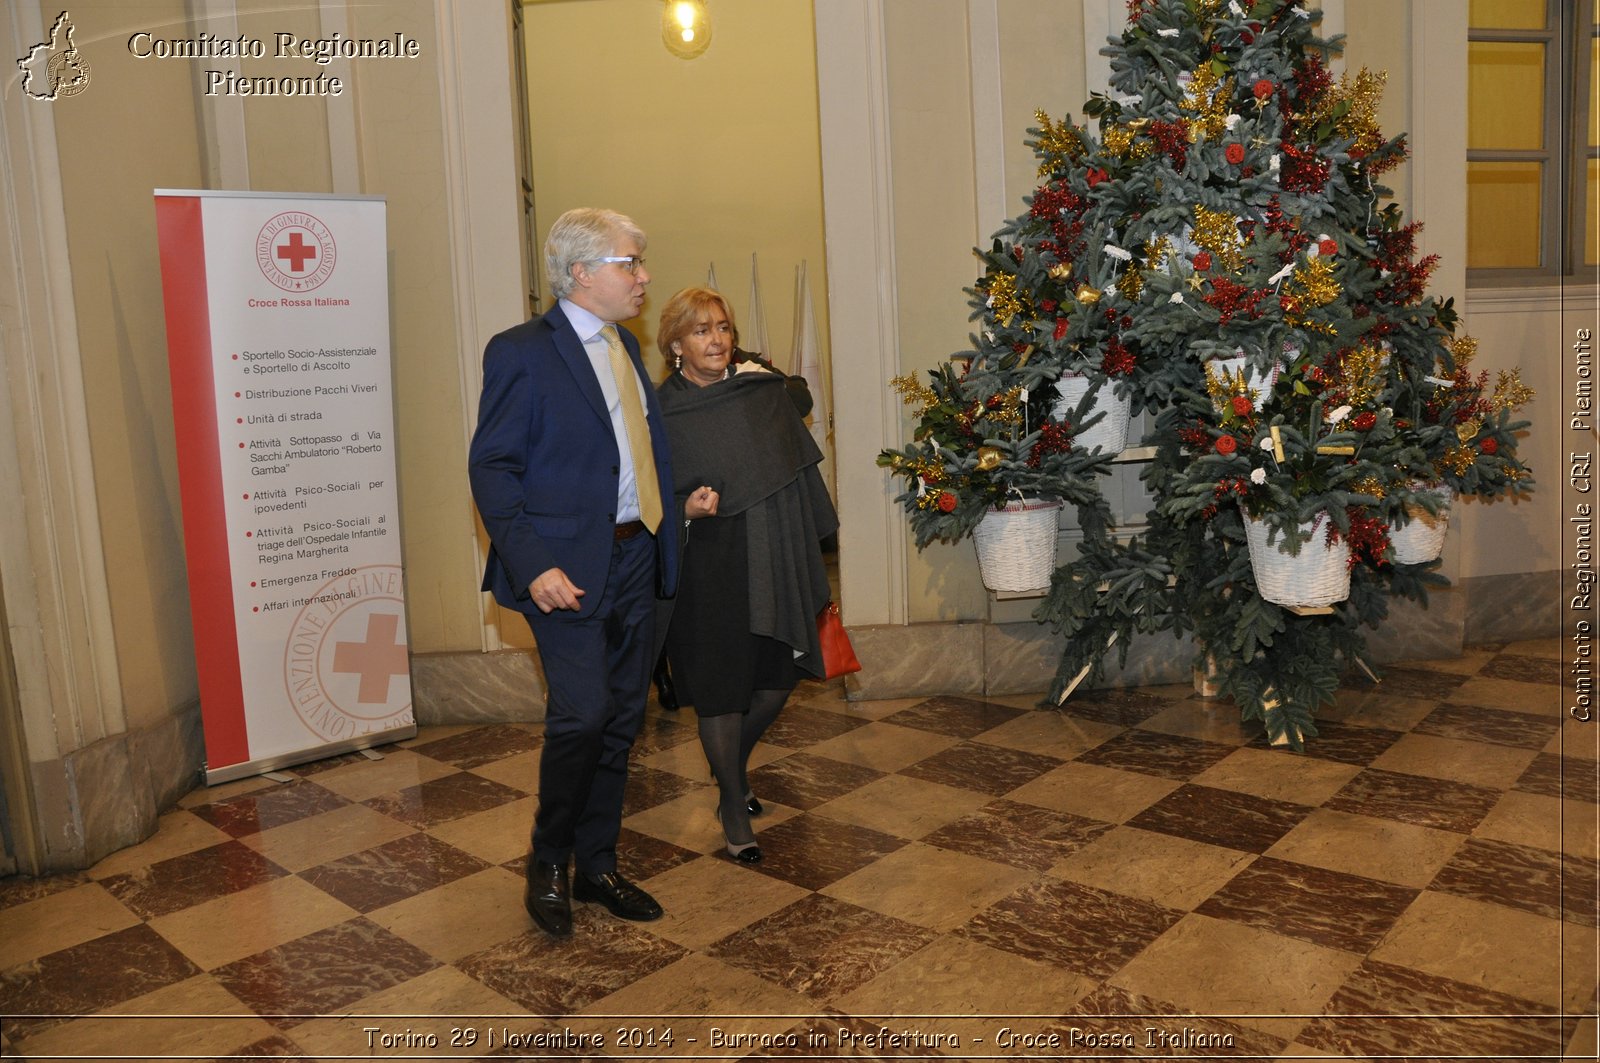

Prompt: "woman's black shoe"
[744,792,763,816]
[653,655,678,710]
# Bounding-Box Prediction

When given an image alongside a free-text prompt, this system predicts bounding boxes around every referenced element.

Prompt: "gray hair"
[543,208,646,299]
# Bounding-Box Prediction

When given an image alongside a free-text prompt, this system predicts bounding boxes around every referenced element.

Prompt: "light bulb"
[662,0,711,60]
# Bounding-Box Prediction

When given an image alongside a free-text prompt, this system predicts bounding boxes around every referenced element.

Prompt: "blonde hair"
[657,287,739,361]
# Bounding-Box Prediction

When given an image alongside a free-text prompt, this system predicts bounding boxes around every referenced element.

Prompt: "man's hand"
[685,485,719,519]
[529,568,584,613]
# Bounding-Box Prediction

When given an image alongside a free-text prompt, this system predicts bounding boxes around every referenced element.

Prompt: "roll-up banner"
[155,190,415,784]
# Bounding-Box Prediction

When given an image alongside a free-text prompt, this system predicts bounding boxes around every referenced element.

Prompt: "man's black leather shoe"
[524,858,572,937]
[574,871,663,921]
[652,655,678,710]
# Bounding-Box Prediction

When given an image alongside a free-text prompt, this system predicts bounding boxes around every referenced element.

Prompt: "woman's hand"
[685,485,719,519]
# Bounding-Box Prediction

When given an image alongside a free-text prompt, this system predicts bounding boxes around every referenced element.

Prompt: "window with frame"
[1466,0,1598,280]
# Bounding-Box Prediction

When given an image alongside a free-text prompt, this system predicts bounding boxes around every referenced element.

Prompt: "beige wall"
[522,0,831,386]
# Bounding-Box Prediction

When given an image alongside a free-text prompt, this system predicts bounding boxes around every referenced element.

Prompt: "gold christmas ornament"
[975,446,1002,471]
[1048,262,1073,280]
[1456,418,1483,443]
[1075,284,1101,304]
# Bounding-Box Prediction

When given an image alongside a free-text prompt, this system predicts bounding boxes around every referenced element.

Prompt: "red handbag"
[816,602,861,679]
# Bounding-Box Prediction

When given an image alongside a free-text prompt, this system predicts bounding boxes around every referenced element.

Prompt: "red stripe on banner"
[155,196,250,770]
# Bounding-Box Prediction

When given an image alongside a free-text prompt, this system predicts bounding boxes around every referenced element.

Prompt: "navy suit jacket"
[469,302,679,618]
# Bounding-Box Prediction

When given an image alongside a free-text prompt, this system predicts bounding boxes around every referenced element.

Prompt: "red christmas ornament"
[1225,143,1246,165]
[1215,434,1238,455]
[1318,237,1338,256]
[1054,317,1069,340]
[937,491,958,512]
[1253,78,1274,99]
[1192,251,1212,272]
[1479,437,1498,455]
[1040,298,1058,312]
[1230,395,1254,417]
[1351,411,1377,431]
[1086,167,1110,188]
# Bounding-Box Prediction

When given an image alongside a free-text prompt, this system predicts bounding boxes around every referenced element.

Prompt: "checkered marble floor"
[2,639,1596,1061]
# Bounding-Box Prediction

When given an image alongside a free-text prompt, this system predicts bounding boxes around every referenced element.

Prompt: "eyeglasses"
[591,255,646,275]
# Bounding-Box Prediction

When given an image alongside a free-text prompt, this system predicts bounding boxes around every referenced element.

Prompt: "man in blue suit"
[469,208,717,937]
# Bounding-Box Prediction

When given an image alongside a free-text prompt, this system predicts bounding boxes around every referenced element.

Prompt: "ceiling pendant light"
[662,0,712,60]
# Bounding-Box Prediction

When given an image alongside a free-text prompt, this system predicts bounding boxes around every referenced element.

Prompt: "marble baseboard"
[410,650,546,726]
[984,623,1192,695]
[842,623,984,701]
[1461,570,1561,643]
[27,703,205,873]
[1361,581,1466,665]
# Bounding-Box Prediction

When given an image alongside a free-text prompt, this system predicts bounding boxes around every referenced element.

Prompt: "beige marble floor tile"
[1371,890,1566,1006]
[1501,637,1565,660]
[1446,677,1565,716]
[86,810,233,879]
[311,748,461,802]
[1110,914,1362,1040]
[809,774,990,840]
[178,774,278,808]
[15,974,273,1061]
[0,882,140,967]
[1569,1016,1599,1058]
[465,748,540,792]
[1050,826,1256,911]
[1264,808,1467,889]
[1401,648,1500,675]
[1472,790,1593,857]
[237,802,417,872]
[1192,747,1363,806]
[366,867,530,962]
[1371,733,1540,790]
[974,708,1123,759]
[1311,689,1439,731]
[640,737,715,780]
[426,796,538,865]
[638,857,809,952]
[1137,701,1258,746]
[623,786,743,852]
[1006,761,1181,824]
[1552,717,1600,758]
[821,842,1035,932]
[1562,923,1600,1014]
[801,721,961,773]
[396,724,484,748]
[149,873,359,971]
[289,965,525,1059]
[834,935,1099,1037]
[981,690,1058,710]
[581,951,813,1020]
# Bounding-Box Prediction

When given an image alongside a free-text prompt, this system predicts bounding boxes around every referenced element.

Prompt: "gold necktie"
[600,325,663,533]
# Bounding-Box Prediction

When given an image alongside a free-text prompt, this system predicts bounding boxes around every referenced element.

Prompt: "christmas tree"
[880,0,1534,748]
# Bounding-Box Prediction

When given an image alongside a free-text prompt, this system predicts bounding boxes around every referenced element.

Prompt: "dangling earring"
[674,352,682,370]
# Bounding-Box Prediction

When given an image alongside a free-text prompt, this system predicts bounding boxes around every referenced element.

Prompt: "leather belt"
[613,520,648,541]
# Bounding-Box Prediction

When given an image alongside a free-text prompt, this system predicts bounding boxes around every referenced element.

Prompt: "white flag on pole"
[746,252,771,359]
[706,261,719,290]
[792,260,831,469]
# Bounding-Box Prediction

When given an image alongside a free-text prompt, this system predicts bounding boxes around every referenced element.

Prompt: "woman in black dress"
[655,287,836,863]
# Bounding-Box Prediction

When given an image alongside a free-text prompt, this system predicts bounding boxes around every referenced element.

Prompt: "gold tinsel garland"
[1336,342,1388,408]
[1448,335,1478,372]
[889,374,936,410]
[1493,370,1535,412]
[985,272,1029,326]
[1192,206,1246,272]
[1351,475,1387,500]
[1033,110,1085,175]
[1181,63,1233,144]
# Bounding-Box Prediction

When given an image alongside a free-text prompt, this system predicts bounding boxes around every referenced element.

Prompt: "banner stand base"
[203,722,417,786]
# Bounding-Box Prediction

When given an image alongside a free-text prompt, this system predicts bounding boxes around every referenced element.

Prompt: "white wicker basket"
[1051,375,1130,456]
[1243,513,1351,608]
[1389,484,1453,564]
[972,498,1062,592]
[1206,356,1283,413]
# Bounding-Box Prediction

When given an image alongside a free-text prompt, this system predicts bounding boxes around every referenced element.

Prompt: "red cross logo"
[331,613,408,704]
[276,230,318,273]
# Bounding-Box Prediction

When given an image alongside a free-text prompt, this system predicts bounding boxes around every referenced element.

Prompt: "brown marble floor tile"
[1310,687,1439,731]
[188,780,352,838]
[1362,666,1472,700]
[1071,728,1236,781]
[212,916,440,1025]
[405,722,542,769]
[879,695,1027,739]
[1430,835,1591,925]
[1481,653,1566,685]
[1325,768,1501,833]
[615,825,703,882]
[1297,958,1568,1058]
[1057,687,1175,728]
[921,797,1113,872]
[746,751,885,810]
[895,739,1062,796]
[1414,701,1562,750]
[629,709,699,758]
[758,702,872,749]
[958,876,1183,979]
[1135,698,1260,746]
[1516,751,1600,803]
[0,871,90,912]
[1256,719,1406,767]
[0,924,202,1040]
[619,762,706,816]
[360,771,528,829]
[204,1031,308,1060]
[457,906,686,1014]
[1126,784,1315,853]
[708,892,937,1001]
[297,832,489,913]
[1195,855,1418,953]
[744,813,908,891]
[99,840,289,919]
[1064,984,1291,1055]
